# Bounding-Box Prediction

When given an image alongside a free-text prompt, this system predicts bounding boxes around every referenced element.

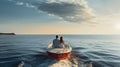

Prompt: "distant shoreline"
[0,33,15,35]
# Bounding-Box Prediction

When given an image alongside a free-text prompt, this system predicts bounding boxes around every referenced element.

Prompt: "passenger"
[53,35,60,48]
[59,36,65,48]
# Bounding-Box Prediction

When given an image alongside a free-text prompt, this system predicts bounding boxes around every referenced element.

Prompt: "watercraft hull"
[47,51,71,60]
[47,44,72,60]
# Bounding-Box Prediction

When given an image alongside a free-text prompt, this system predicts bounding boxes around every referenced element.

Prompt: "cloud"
[9,0,95,23]
[16,2,24,5]
[8,0,35,8]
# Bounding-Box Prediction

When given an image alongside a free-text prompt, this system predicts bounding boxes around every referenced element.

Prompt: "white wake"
[18,55,92,67]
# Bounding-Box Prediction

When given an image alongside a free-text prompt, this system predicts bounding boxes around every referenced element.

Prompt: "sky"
[0,0,120,34]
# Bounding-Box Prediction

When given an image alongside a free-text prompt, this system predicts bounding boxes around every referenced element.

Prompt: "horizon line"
[16,33,120,35]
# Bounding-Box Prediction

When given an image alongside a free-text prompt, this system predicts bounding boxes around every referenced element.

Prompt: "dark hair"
[60,36,64,44]
[56,35,58,38]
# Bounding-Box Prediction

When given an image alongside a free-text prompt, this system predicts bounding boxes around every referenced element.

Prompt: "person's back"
[59,36,65,48]
[53,39,60,48]
[53,35,60,48]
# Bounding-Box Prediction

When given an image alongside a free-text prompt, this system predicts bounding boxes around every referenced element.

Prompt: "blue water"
[0,35,120,67]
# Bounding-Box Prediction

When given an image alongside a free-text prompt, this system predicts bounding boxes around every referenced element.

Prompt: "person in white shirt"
[53,35,60,48]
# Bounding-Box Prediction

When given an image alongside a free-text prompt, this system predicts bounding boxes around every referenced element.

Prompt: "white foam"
[18,55,92,67]
[18,61,24,67]
[18,59,92,67]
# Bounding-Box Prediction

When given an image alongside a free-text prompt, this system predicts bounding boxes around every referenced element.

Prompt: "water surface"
[0,35,120,67]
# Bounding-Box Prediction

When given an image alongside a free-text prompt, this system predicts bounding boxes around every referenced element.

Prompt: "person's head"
[60,36,64,43]
[60,36,63,40]
[56,35,58,39]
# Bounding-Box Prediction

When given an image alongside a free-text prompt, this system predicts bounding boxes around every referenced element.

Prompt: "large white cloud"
[9,0,95,23]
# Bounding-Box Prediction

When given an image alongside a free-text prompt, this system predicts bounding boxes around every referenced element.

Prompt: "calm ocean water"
[0,35,120,67]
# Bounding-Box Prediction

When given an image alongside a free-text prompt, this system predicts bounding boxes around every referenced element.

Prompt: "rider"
[53,35,60,48]
[59,36,65,48]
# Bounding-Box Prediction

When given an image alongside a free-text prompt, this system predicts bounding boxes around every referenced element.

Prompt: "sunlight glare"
[115,23,120,30]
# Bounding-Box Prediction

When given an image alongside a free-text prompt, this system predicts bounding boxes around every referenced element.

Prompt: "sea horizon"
[13,34,120,35]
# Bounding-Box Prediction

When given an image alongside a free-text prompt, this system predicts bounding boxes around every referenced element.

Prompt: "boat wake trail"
[18,52,92,67]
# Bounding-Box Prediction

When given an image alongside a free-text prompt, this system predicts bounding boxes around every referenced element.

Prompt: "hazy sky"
[0,0,120,34]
